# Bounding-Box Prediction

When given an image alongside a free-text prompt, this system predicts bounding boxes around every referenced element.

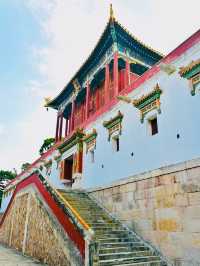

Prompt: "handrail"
[39,171,91,232]
[55,188,91,231]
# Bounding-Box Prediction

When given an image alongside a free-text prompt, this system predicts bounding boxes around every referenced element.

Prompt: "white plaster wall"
[48,161,65,189]
[82,43,200,188]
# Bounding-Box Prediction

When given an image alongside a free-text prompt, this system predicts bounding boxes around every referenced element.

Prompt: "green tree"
[0,170,16,181]
[0,170,16,208]
[39,137,55,155]
[21,162,31,172]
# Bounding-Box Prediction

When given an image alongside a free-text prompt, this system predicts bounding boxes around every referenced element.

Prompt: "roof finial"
[109,3,115,21]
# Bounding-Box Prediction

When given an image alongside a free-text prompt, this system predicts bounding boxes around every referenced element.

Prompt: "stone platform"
[0,244,46,266]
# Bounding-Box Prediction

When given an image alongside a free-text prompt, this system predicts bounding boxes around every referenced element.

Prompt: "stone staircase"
[58,190,168,266]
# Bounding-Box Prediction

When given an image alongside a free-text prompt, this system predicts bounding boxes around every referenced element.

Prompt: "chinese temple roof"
[47,5,163,110]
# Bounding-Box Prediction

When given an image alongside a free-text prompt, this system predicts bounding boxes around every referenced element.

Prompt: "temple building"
[42,5,200,190]
[45,5,164,188]
[0,5,200,266]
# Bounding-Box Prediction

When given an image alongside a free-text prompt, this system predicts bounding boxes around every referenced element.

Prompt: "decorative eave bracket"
[133,83,162,123]
[83,129,98,153]
[103,111,123,141]
[179,58,200,96]
[58,128,84,154]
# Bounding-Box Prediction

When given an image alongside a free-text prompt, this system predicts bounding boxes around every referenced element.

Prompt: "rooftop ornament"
[109,3,115,22]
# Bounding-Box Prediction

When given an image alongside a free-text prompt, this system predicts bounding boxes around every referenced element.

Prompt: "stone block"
[190,233,200,247]
[112,192,122,202]
[160,174,176,185]
[137,180,146,190]
[188,192,200,205]
[155,186,176,208]
[182,183,200,193]
[135,190,145,200]
[112,186,120,195]
[136,219,153,231]
[120,184,129,193]
[183,219,200,233]
[175,194,189,207]
[126,182,137,192]
[185,206,200,219]
[157,219,180,232]
[187,167,200,182]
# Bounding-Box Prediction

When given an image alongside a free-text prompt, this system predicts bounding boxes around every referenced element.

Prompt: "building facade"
[0,7,199,200]
[43,8,200,190]
[0,6,200,266]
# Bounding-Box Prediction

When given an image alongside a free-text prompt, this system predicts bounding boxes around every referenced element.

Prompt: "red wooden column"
[55,113,60,142]
[65,118,69,137]
[70,100,75,133]
[85,81,90,119]
[113,52,119,97]
[104,64,110,104]
[125,57,130,88]
[68,117,71,135]
[59,113,63,141]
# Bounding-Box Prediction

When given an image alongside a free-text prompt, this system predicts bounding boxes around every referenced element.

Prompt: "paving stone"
[0,244,46,266]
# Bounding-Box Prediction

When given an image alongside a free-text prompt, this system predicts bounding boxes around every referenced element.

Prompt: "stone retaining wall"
[0,189,83,266]
[89,157,200,266]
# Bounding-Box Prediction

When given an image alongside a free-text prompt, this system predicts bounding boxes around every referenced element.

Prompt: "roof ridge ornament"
[109,3,115,22]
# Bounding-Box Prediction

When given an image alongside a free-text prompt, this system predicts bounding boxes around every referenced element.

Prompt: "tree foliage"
[21,162,31,172]
[0,170,16,181]
[0,170,16,208]
[39,137,55,155]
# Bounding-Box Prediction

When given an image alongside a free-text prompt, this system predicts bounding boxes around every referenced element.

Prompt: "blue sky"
[0,0,199,173]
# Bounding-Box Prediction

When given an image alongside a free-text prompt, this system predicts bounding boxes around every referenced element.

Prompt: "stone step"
[98,238,141,243]
[99,251,153,260]
[95,231,137,238]
[99,256,161,266]
[63,202,99,208]
[100,242,149,250]
[89,220,119,224]
[74,211,108,217]
[85,219,115,224]
[59,194,90,200]
[94,232,138,240]
[91,225,121,230]
[113,261,163,266]
[99,247,133,254]
[82,216,112,222]
[57,190,165,265]
[92,228,126,234]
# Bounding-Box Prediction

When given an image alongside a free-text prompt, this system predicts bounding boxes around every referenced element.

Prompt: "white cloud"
[0,106,55,172]
[0,124,5,136]
[1,0,199,172]
[27,0,200,99]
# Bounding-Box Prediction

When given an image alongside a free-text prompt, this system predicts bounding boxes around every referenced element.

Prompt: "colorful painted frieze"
[179,58,200,95]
